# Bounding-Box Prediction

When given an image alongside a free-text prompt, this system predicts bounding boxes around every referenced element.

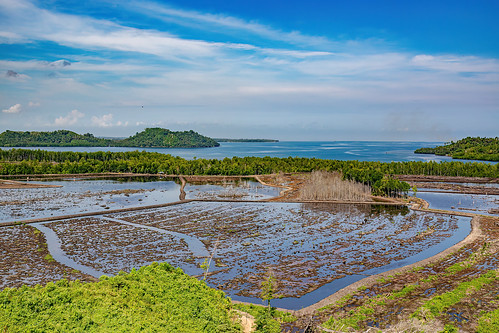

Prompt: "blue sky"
[1,0,498,141]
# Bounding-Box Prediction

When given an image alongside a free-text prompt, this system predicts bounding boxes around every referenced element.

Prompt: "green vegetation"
[233,303,296,333]
[415,137,499,161]
[0,128,219,148]
[0,262,240,332]
[117,128,219,148]
[214,138,279,142]
[1,148,498,196]
[0,130,111,147]
[413,270,498,319]
[478,307,499,333]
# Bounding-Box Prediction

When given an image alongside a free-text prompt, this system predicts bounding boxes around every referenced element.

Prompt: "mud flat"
[0,176,278,223]
[0,224,95,289]
[108,201,469,309]
[285,215,499,332]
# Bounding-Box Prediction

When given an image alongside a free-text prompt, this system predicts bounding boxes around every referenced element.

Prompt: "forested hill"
[0,130,111,147]
[0,128,220,148]
[415,137,499,162]
[116,128,219,148]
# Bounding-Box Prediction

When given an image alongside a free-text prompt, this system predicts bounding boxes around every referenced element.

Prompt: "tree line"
[1,148,497,196]
[0,128,220,148]
[415,136,499,162]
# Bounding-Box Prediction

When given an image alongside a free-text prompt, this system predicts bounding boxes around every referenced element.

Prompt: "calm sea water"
[4,141,495,163]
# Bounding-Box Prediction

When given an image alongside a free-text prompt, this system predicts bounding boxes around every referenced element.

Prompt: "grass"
[0,262,240,332]
[478,306,499,333]
[413,270,498,319]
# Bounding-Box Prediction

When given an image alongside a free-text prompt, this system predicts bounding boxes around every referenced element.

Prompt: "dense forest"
[116,128,219,148]
[1,148,497,196]
[0,128,220,148]
[0,130,111,147]
[415,137,499,161]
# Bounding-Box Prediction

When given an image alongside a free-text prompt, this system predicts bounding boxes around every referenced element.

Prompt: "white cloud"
[128,1,333,48]
[54,109,84,126]
[28,101,40,107]
[2,103,22,113]
[91,113,128,127]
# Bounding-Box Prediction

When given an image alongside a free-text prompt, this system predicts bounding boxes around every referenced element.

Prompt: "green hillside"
[415,137,499,161]
[0,262,240,332]
[117,128,220,148]
[0,128,220,148]
[0,130,112,147]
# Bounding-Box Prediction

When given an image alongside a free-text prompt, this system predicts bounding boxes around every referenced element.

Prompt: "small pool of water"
[415,191,498,216]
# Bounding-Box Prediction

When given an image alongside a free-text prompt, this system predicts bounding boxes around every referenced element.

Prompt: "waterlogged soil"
[0,177,182,223]
[185,178,280,201]
[284,216,499,332]
[0,224,94,289]
[0,176,279,223]
[41,217,198,276]
[106,202,469,308]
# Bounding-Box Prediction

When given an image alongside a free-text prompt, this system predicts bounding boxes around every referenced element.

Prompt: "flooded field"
[0,177,280,223]
[0,224,94,289]
[185,178,280,200]
[5,200,470,309]
[1,176,487,311]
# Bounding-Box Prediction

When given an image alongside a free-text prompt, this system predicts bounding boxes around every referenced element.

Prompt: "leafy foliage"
[117,128,219,148]
[233,303,295,333]
[0,262,240,332]
[0,128,219,148]
[1,148,497,196]
[0,130,111,147]
[415,137,499,161]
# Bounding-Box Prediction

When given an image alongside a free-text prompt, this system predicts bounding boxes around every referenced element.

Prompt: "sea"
[4,141,496,164]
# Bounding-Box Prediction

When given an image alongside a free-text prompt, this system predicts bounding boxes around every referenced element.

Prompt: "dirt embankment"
[0,179,61,189]
[395,174,499,184]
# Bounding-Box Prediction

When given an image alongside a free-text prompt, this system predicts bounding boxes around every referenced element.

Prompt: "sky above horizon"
[1,0,498,141]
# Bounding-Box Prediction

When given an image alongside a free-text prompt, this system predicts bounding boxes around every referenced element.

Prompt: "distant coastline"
[213,138,279,143]
[0,128,219,148]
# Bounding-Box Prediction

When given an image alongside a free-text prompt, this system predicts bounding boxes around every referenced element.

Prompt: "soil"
[0,224,95,289]
[0,179,61,189]
[281,216,499,332]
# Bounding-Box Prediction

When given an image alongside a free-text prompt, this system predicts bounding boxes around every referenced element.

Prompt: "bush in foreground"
[0,262,240,332]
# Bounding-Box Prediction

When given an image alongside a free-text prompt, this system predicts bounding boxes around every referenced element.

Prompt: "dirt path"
[0,179,62,189]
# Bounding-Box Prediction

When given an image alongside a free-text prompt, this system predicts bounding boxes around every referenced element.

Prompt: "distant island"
[415,137,499,162]
[213,138,279,143]
[0,128,220,148]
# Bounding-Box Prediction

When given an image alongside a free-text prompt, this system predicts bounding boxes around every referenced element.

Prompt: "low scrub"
[0,262,240,332]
